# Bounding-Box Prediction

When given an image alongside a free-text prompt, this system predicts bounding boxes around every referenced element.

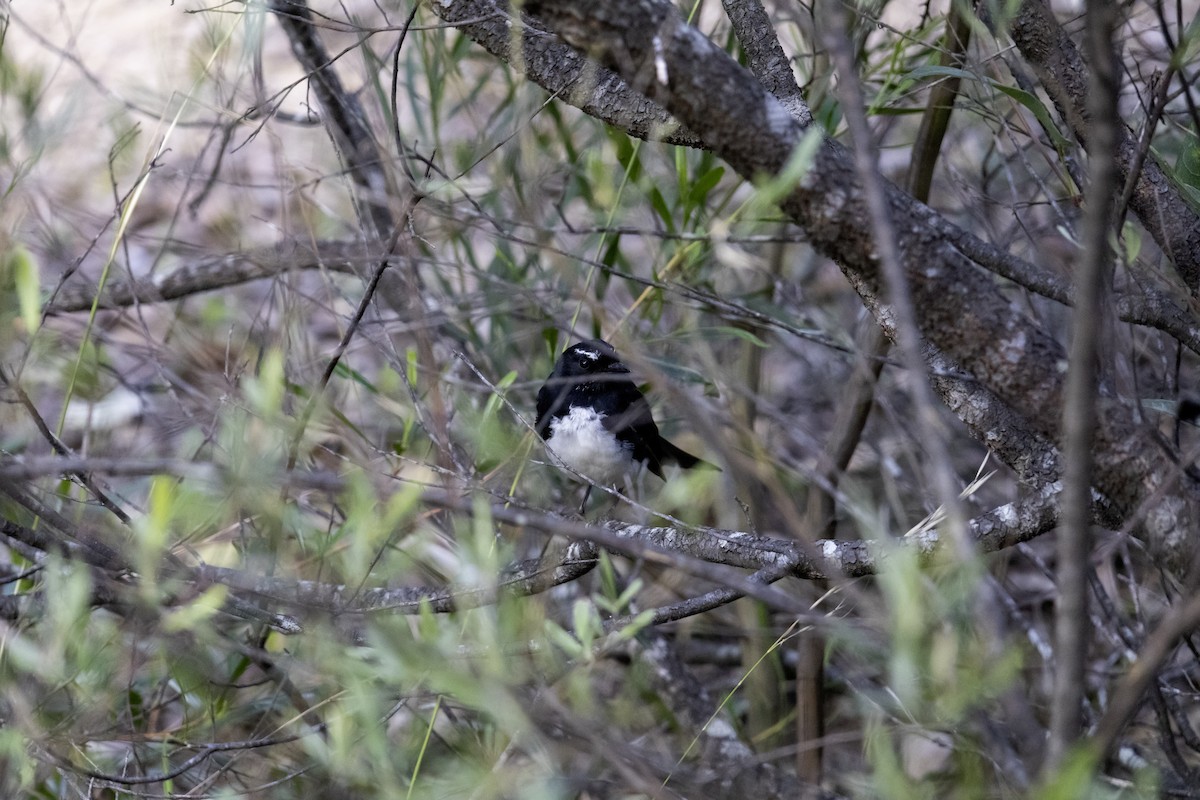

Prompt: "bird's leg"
[578,483,593,516]
[624,471,648,524]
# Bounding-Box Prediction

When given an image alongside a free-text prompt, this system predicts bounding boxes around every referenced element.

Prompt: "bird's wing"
[595,384,669,478]
[535,379,564,439]
[598,381,710,473]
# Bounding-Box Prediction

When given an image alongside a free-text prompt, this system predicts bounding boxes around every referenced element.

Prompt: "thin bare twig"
[1048,0,1121,770]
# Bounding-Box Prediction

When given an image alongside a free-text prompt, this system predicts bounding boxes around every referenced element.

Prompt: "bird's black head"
[553,339,630,379]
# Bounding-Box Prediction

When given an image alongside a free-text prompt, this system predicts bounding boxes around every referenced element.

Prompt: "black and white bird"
[535,339,707,499]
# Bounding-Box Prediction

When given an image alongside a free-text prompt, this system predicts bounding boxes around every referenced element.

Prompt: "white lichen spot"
[996,503,1018,526]
[705,718,738,740]
[821,539,838,562]
[1001,330,1027,364]
[906,529,939,553]
[1147,496,1187,549]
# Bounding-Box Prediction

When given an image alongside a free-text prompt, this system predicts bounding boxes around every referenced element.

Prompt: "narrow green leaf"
[406,347,419,385]
[905,64,976,83]
[675,145,687,200]
[711,325,769,348]
[162,584,229,632]
[1120,221,1142,264]
[648,185,676,233]
[1174,132,1200,194]
[9,244,39,333]
[483,370,517,416]
[609,609,656,642]
[903,64,1072,152]
[750,126,823,209]
[686,165,725,209]
[544,620,583,657]
[993,83,1072,151]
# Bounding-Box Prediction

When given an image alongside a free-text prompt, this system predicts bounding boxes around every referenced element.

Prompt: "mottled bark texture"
[721,0,810,125]
[482,0,1200,572]
[430,0,701,146]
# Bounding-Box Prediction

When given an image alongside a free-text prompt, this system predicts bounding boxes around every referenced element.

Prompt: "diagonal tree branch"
[44,240,374,314]
[270,0,396,240]
[429,0,702,145]
[721,0,810,125]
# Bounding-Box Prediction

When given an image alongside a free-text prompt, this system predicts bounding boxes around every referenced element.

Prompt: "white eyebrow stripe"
[578,348,601,361]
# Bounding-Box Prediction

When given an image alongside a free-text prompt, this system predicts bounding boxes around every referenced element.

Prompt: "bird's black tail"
[661,439,717,472]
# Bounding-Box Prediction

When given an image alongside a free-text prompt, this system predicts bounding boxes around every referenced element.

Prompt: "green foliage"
[6,243,39,334]
[1173,131,1200,208]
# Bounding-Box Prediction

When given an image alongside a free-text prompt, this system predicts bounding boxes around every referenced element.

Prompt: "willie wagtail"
[535,339,707,491]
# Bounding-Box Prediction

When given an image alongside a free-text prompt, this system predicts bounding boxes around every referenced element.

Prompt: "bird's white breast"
[545,406,633,485]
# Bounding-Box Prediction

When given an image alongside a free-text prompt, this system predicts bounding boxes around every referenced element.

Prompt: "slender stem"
[1047,0,1120,771]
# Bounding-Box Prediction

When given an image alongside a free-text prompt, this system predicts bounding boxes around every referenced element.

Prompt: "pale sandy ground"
[2,1,444,287]
[1,1,398,453]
